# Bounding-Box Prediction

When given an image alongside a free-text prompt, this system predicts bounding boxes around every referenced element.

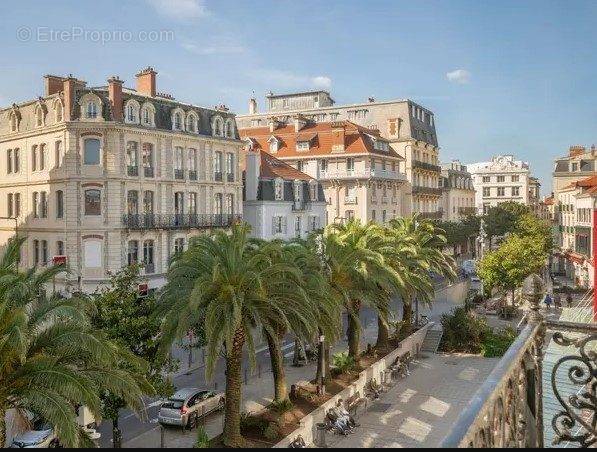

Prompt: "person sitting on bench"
[336,399,359,428]
[327,406,353,435]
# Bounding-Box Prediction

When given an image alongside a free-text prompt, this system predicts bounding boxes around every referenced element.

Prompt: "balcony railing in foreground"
[442,276,596,448]
[123,214,242,230]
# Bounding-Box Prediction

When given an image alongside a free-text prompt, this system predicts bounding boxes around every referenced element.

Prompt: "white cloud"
[249,69,333,91]
[181,41,246,55]
[147,0,208,21]
[446,69,471,84]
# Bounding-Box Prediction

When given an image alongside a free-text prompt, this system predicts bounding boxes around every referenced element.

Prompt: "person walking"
[544,293,553,310]
[554,293,562,309]
[566,292,574,308]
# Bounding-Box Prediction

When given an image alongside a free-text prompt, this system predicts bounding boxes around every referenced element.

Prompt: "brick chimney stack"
[108,76,124,122]
[62,75,86,121]
[569,145,586,158]
[44,75,66,96]
[136,67,157,97]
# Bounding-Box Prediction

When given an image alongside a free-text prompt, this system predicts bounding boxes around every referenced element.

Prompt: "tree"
[158,223,310,447]
[90,265,176,447]
[0,238,151,448]
[514,213,554,255]
[477,234,547,304]
[483,202,530,244]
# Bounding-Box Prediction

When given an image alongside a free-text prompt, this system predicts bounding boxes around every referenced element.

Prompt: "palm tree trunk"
[223,329,245,448]
[402,297,413,336]
[265,330,288,404]
[347,308,361,365]
[324,345,331,383]
[0,407,6,449]
[376,315,390,350]
[112,418,122,448]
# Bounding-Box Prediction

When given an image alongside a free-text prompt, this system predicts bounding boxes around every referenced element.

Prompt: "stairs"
[421,326,443,353]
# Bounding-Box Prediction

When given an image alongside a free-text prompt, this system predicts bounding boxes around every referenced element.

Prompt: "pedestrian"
[554,293,562,309]
[544,293,553,310]
[566,292,573,308]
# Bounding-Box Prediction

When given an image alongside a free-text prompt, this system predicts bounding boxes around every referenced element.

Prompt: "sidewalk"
[326,354,500,448]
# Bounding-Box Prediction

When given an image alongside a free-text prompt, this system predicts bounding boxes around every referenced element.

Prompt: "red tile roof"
[256,150,313,181]
[563,175,597,190]
[240,120,404,160]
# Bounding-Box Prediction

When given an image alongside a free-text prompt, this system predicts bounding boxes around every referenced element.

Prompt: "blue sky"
[1,0,595,192]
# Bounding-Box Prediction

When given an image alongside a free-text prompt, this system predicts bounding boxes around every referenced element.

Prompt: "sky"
[1,0,595,193]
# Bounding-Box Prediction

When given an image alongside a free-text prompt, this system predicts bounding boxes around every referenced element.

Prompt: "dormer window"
[9,111,19,132]
[141,103,155,127]
[212,116,224,137]
[187,113,198,133]
[174,113,182,130]
[296,141,310,152]
[35,105,45,127]
[268,136,280,153]
[225,119,235,138]
[87,101,98,119]
[125,100,140,124]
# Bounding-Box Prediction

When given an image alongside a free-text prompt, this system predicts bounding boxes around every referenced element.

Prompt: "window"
[86,101,98,119]
[214,193,223,216]
[127,191,139,215]
[296,141,310,152]
[175,147,184,179]
[174,238,185,255]
[346,158,355,173]
[127,104,136,123]
[84,139,101,165]
[41,240,48,266]
[483,187,491,197]
[225,120,234,138]
[512,186,520,197]
[482,176,490,183]
[7,193,13,217]
[142,143,154,177]
[39,144,46,170]
[497,187,506,197]
[226,194,234,215]
[13,149,20,173]
[296,161,304,173]
[189,192,197,215]
[36,106,44,127]
[226,153,234,181]
[213,117,224,137]
[143,241,155,273]
[295,216,302,238]
[269,139,279,153]
[6,149,12,174]
[143,191,154,214]
[272,216,286,235]
[274,179,284,201]
[511,175,519,182]
[174,112,183,131]
[56,241,65,256]
[31,145,38,171]
[142,104,154,127]
[84,189,102,216]
[128,240,139,266]
[497,175,505,183]
[14,193,20,217]
[188,149,197,179]
[174,192,185,215]
[56,191,64,219]
[55,141,63,168]
[33,240,40,266]
[319,159,328,173]
[214,151,223,180]
[32,192,39,218]
[187,114,197,133]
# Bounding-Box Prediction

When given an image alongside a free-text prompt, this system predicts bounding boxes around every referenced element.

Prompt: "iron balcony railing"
[412,186,443,197]
[412,160,442,173]
[174,169,185,180]
[214,172,223,182]
[419,210,444,220]
[144,166,154,178]
[122,214,242,230]
[227,172,235,182]
[127,166,139,177]
[188,170,198,181]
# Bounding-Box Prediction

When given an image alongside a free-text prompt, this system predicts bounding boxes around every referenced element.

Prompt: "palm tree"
[321,220,401,365]
[0,238,152,448]
[159,223,311,447]
[387,216,457,335]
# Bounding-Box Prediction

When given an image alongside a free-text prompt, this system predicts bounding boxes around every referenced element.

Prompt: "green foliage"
[194,426,210,449]
[440,307,490,354]
[514,213,554,255]
[0,238,152,448]
[332,352,357,374]
[264,422,281,442]
[270,399,293,413]
[240,412,269,435]
[90,265,176,421]
[433,215,480,250]
[481,328,517,358]
[483,202,531,240]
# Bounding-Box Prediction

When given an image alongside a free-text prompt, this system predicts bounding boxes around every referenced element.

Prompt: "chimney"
[108,76,124,122]
[268,117,282,133]
[569,145,586,158]
[249,97,258,115]
[245,150,261,201]
[331,121,346,153]
[44,75,66,96]
[62,75,86,121]
[294,114,307,133]
[136,67,157,97]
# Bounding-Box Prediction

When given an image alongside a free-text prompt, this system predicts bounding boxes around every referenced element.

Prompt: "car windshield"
[162,399,185,409]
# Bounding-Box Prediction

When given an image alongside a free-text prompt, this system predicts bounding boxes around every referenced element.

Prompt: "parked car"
[10,418,60,449]
[158,388,225,428]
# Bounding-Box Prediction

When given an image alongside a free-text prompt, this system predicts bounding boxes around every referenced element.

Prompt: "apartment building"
[243,149,327,240]
[439,160,476,222]
[553,145,597,199]
[240,119,410,225]
[0,68,243,294]
[238,91,442,218]
[553,176,597,290]
[468,155,532,215]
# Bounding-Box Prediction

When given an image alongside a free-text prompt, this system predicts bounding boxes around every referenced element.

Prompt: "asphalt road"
[97,277,466,447]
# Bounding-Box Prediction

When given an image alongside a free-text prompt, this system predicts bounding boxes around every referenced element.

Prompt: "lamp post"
[317,334,326,395]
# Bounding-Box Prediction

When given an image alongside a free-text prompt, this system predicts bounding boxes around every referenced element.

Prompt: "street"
[97,278,469,448]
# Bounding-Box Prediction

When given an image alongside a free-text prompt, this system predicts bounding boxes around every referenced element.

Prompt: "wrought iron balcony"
[144,166,154,178]
[174,169,185,180]
[442,276,597,448]
[214,172,223,182]
[320,168,407,181]
[127,166,139,177]
[412,160,441,173]
[227,172,235,182]
[188,170,198,181]
[412,186,443,197]
[419,209,444,220]
[122,214,242,230]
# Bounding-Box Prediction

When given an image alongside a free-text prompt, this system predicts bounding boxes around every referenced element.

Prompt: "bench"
[391,352,413,379]
[345,391,368,417]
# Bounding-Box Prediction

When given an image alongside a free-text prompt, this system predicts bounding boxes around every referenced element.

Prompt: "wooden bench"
[345,391,368,416]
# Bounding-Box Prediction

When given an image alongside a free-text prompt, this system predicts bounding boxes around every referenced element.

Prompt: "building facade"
[468,155,532,215]
[553,145,596,200]
[0,68,243,294]
[237,91,442,218]
[240,119,410,225]
[243,149,327,240]
[439,160,476,222]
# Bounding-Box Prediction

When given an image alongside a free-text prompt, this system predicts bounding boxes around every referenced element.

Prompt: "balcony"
[122,214,242,230]
[412,160,441,173]
[188,170,198,181]
[214,172,223,182]
[127,166,139,177]
[442,276,597,449]
[320,168,407,181]
[412,186,443,197]
[419,210,444,220]
[174,169,184,180]
[227,172,235,183]
[144,166,154,178]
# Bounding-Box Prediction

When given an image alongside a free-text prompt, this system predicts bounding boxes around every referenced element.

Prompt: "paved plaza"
[327,353,500,448]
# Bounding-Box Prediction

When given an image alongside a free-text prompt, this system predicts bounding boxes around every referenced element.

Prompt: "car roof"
[171,388,205,400]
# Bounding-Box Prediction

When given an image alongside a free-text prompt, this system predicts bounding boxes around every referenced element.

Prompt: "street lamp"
[317,334,326,395]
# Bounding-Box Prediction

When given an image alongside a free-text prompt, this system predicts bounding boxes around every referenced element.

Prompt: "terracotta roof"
[240,120,404,160]
[257,150,313,181]
[543,197,555,206]
[563,175,597,190]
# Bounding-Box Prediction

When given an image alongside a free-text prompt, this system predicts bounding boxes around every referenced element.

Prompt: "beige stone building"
[237,91,442,218]
[440,160,476,222]
[0,68,243,294]
[553,145,596,200]
[240,119,410,225]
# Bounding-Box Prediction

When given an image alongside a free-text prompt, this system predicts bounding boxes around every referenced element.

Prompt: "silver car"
[158,388,225,428]
[10,419,59,448]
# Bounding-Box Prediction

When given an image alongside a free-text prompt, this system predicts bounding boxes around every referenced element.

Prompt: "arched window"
[172,109,185,131]
[87,101,98,119]
[141,103,155,127]
[83,138,101,165]
[225,119,235,138]
[56,191,64,219]
[35,105,45,127]
[54,141,63,168]
[212,116,224,137]
[55,101,63,123]
[84,189,102,216]
[187,113,198,133]
[125,100,140,124]
[9,111,19,132]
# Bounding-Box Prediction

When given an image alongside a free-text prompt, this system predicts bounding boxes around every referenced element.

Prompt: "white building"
[468,155,532,215]
[440,160,476,222]
[243,149,327,240]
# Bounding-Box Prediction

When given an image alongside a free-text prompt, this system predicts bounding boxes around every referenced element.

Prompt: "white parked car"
[158,388,225,428]
[9,419,59,449]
